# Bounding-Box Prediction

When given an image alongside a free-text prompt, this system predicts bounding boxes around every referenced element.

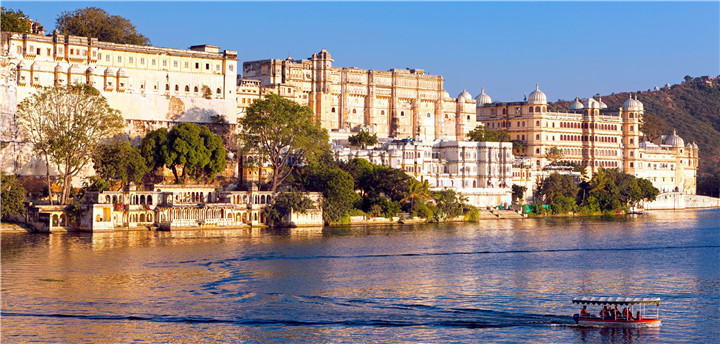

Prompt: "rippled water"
[2,209,719,343]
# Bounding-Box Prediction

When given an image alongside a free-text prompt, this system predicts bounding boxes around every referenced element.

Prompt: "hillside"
[548,76,720,176]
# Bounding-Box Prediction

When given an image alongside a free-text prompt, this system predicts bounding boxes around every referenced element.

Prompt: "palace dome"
[664,129,684,147]
[527,83,547,104]
[68,64,83,74]
[457,89,473,103]
[598,97,608,109]
[693,142,699,149]
[475,87,492,106]
[583,97,599,109]
[54,63,64,73]
[442,91,451,100]
[104,67,116,76]
[623,95,644,111]
[116,68,128,77]
[570,97,584,110]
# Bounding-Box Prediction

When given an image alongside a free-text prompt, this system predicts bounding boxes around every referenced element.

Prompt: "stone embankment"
[643,192,720,210]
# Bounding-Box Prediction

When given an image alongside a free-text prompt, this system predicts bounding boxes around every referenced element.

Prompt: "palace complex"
[0,30,699,218]
[476,85,698,195]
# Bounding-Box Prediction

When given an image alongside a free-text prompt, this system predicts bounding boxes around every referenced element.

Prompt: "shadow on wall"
[180,107,222,123]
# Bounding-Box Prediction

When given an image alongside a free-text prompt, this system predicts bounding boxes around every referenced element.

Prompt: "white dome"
[442,91,451,100]
[104,67,116,76]
[598,97,608,109]
[527,83,547,105]
[457,89,473,103]
[664,129,684,147]
[570,97,584,110]
[623,94,644,111]
[54,63,64,73]
[475,87,492,106]
[116,68,128,77]
[693,142,698,149]
[17,61,28,70]
[583,97,599,109]
[68,64,84,74]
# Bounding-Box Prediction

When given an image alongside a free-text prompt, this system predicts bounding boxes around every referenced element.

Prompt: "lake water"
[2,209,719,343]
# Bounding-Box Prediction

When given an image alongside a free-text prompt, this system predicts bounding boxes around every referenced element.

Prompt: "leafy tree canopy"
[93,140,149,189]
[239,94,329,191]
[537,173,578,205]
[264,190,315,227]
[56,7,150,45]
[544,146,564,164]
[466,125,510,142]
[17,84,124,205]
[140,128,171,171]
[348,130,378,147]
[1,7,30,33]
[1,173,26,219]
[640,113,670,142]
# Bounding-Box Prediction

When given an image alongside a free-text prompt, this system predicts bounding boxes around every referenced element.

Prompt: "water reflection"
[2,209,719,343]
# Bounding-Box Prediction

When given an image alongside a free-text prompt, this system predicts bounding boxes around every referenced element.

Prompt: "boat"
[572,296,662,328]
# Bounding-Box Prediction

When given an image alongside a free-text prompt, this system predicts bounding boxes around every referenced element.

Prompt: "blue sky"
[6,1,719,102]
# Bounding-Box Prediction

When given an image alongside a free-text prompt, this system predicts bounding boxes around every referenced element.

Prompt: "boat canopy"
[572,297,660,305]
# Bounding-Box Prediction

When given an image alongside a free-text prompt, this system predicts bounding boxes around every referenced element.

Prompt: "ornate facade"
[242,49,477,141]
[333,139,513,207]
[476,85,698,194]
[1,31,238,176]
[26,184,323,232]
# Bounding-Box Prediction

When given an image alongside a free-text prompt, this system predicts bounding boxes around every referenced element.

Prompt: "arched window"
[216,88,221,94]
[400,111,405,117]
[381,110,385,115]
[529,107,534,113]
[260,195,266,204]
[185,85,190,92]
[175,85,179,91]
[352,109,357,114]
[140,214,146,222]
[331,107,336,113]
[165,84,169,91]
[194,86,198,92]
[105,195,111,204]
[140,195,146,204]
[535,106,540,113]
[147,196,152,205]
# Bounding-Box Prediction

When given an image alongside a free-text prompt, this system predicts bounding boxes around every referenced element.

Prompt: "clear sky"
[5,1,719,102]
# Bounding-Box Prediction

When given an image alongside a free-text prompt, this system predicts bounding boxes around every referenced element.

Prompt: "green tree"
[264,190,314,227]
[1,173,26,220]
[56,7,150,45]
[544,146,564,164]
[1,7,30,33]
[93,140,149,189]
[537,173,578,205]
[140,128,171,173]
[348,130,378,147]
[358,166,413,202]
[429,189,466,222]
[511,139,526,155]
[400,180,431,214]
[166,123,226,183]
[512,184,527,204]
[17,84,124,205]
[238,94,329,192]
[466,125,510,142]
[640,113,670,142]
[683,75,693,83]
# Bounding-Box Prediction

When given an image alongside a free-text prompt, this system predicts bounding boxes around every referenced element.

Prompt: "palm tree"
[401,180,431,212]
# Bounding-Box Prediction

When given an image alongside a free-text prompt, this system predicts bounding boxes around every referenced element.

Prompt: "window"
[185,62,189,68]
[205,63,210,70]
[630,125,634,131]
[194,86,198,92]
[536,148,540,154]
[216,88,221,94]
[106,55,110,62]
[47,48,51,56]
[129,57,134,63]
[140,58,145,64]
[400,111,405,117]
[163,60,167,67]
[352,109,357,114]
[174,61,178,68]
[175,85,179,91]
[216,64,220,71]
[536,120,540,126]
[195,62,199,69]
[151,59,156,66]
[536,134,540,140]
[331,107,336,113]
[117,56,122,63]
[69,48,74,55]
[229,64,234,71]
[185,85,190,92]
[166,84,170,91]
[427,113,431,118]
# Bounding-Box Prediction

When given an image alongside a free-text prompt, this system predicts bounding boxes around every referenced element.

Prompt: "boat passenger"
[614,305,620,320]
[601,306,609,320]
[580,305,589,317]
[622,307,629,320]
[636,311,642,320]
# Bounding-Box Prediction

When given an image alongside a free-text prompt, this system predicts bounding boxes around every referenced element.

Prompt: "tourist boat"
[572,296,662,328]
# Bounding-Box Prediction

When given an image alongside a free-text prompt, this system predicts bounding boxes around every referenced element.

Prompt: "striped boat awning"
[572,296,661,305]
